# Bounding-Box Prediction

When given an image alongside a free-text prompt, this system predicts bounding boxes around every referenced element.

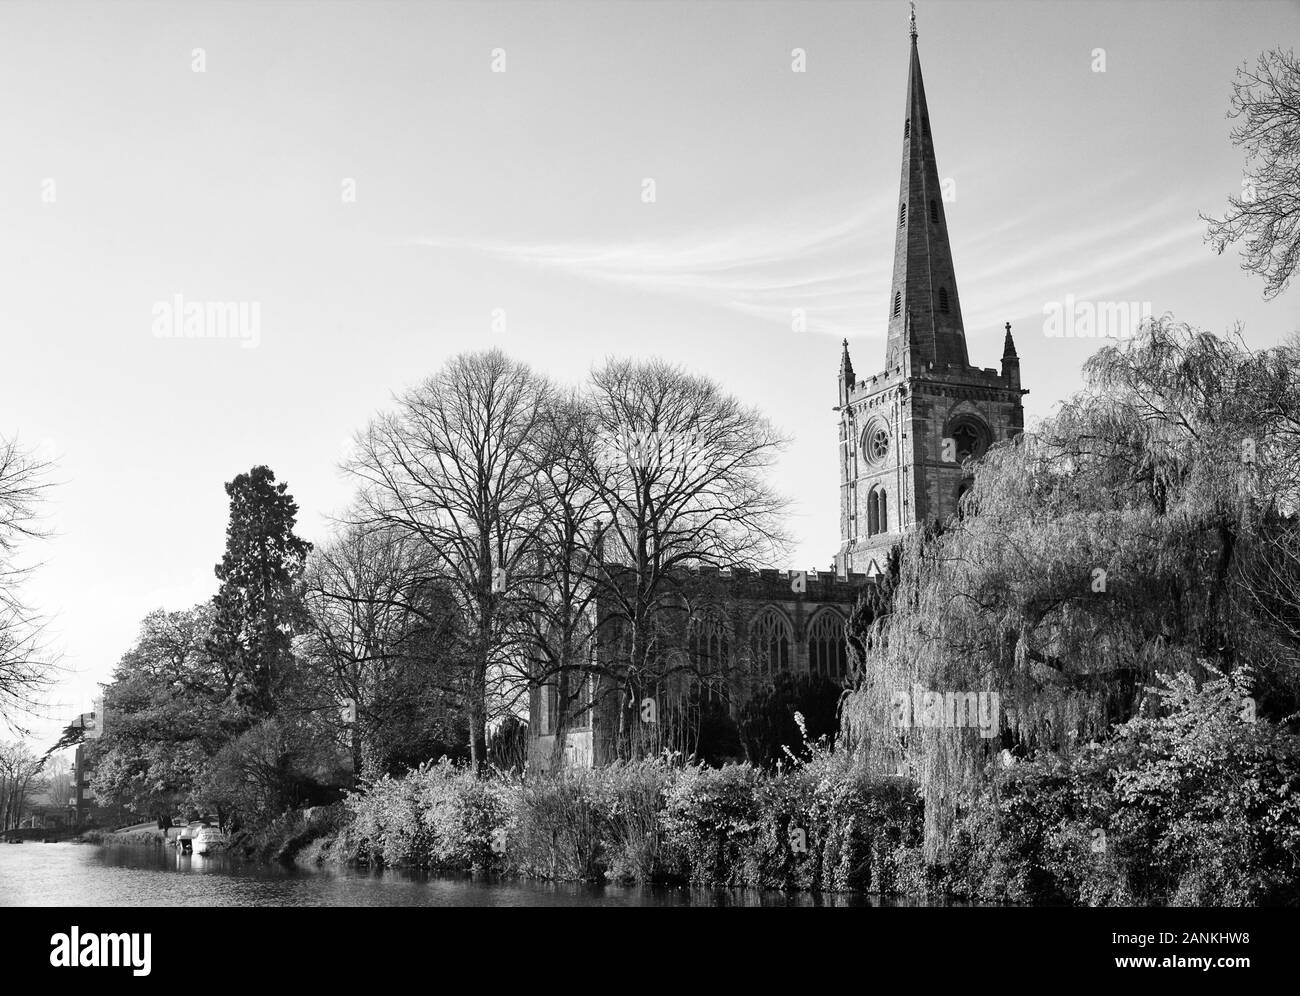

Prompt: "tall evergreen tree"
[206,466,312,719]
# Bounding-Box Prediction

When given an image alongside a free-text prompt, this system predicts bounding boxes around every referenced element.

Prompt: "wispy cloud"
[409,190,894,339]
[408,176,1211,344]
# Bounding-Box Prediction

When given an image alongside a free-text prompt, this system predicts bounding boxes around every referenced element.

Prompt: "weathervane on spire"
[909,1,917,40]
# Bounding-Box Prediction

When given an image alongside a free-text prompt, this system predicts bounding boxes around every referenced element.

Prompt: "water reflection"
[1,842,920,907]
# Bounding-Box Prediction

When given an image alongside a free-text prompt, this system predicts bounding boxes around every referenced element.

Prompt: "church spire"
[884,9,970,371]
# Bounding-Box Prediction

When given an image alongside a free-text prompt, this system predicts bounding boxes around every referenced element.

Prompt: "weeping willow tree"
[843,317,1300,858]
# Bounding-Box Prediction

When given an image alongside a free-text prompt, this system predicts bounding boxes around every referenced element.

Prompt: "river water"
[0,842,890,906]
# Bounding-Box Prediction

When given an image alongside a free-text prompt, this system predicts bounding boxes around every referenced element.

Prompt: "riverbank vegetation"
[284,659,1300,905]
[56,317,1300,905]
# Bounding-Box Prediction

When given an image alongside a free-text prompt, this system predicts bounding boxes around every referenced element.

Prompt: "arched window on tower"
[748,607,791,680]
[939,287,950,314]
[892,292,902,319]
[899,203,907,227]
[878,488,888,532]
[929,200,938,224]
[867,488,879,535]
[808,611,848,680]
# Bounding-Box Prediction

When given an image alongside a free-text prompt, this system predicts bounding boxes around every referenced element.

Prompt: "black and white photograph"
[0,0,1296,970]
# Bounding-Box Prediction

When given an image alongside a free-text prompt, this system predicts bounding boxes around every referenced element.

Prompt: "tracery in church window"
[946,415,991,463]
[748,607,791,679]
[688,610,731,676]
[862,420,889,466]
[808,611,848,679]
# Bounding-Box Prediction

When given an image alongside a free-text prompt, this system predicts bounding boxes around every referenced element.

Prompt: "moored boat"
[193,826,228,856]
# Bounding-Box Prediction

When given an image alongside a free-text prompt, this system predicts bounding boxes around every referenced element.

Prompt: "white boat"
[193,826,228,856]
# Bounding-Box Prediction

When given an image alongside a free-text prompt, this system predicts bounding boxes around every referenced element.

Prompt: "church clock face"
[862,423,890,465]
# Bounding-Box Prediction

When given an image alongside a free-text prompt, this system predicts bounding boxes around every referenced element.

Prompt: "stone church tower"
[835,12,1027,576]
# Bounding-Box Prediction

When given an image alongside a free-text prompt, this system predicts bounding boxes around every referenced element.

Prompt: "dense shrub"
[947,667,1300,906]
[344,758,509,871]
[246,803,348,863]
[601,761,675,881]
[507,769,611,880]
[336,747,923,893]
[662,763,763,884]
[662,749,920,891]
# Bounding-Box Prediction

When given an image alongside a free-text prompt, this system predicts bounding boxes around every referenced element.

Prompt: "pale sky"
[1,0,1295,743]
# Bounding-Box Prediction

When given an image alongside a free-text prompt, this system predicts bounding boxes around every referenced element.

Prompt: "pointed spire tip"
[909,1,917,41]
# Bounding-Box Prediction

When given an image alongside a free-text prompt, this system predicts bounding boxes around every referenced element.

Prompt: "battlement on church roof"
[688,564,875,585]
[842,357,1019,405]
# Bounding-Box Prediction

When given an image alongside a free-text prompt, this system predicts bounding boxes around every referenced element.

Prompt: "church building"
[836,10,1027,575]
[530,11,1028,770]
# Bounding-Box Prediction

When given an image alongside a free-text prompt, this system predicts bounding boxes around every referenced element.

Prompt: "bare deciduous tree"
[0,436,56,726]
[0,740,45,830]
[509,391,606,769]
[346,350,557,770]
[583,358,791,757]
[1203,48,1300,300]
[303,522,459,780]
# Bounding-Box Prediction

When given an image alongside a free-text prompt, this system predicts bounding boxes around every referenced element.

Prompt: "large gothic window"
[748,607,791,679]
[689,611,730,675]
[808,611,848,679]
[878,487,888,532]
[688,610,731,703]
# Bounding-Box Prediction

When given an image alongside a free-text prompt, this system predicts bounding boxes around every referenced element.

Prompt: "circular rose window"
[862,424,889,465]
